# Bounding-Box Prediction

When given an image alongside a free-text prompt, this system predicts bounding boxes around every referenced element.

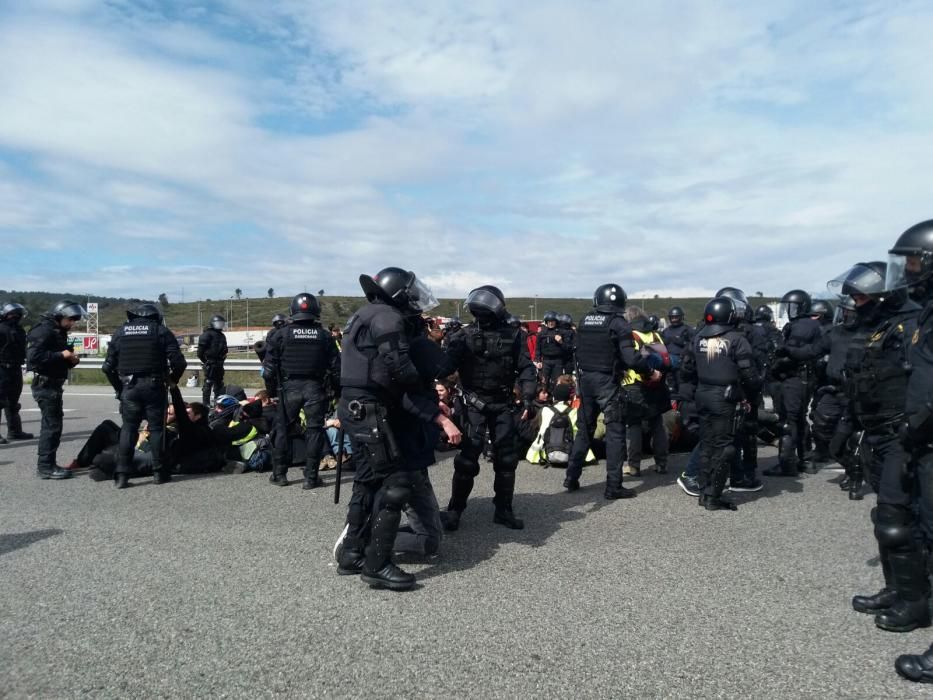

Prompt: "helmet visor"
[407,276,439,313]
[465,288,506,318]
[827,263,886,297]
[779,301,805,320]
[59,303,87,320]
[885,252,917,291]
[2,303,27,319]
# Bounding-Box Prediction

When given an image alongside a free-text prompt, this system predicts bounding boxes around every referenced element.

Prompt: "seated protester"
[323,413,353,470]
[88,420,156,482]
[434,381,464,451]
[66,419,121,471]
[526,381,594,466]
[209,395,266,465]
[164,384,226,475]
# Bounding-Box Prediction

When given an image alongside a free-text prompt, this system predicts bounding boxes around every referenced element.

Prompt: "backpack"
[543,404,574,465]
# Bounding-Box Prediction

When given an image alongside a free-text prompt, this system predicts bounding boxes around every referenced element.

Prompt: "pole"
[246,297,250,338]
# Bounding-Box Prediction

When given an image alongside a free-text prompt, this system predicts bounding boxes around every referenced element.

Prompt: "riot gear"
[827,262,887,298]
[506,315,521,328]
[209,314,226,330]
[557,313,573,329]
[542,310,559,324]
[646,315,660,332]
[779,290,811,320]
[716,287,751,322]
[198,318,228,405]
[810,299,833,324]
[1,303,26,320]
[289,293,321,321]
[0,302,31,442]
[668,306,685,325]
[127,303,162,323]
[465,286,507,320]
[271,313,287,328]
[700,297,737,335]
[754,305,773,322]
[358,267,438,314]
[50,300,87,321]
[887,219,933,296]
[833,297,858,328]
[446,317,462,332]
[593,284,627,312]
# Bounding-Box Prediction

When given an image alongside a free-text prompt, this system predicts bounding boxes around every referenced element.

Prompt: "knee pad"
[454,453,481,478]
[493,439,519,471]
[875,504,914,551]
[779,435,796,460]
[721,445,737,465]
[382,485,411,511]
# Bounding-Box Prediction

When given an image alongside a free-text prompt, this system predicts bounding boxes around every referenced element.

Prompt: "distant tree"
[317,289,325,297]
[235,289,242,300]
[653,293,659,299]
[158,292,169,307]
[267,288,274,298]
[756,291,764,297]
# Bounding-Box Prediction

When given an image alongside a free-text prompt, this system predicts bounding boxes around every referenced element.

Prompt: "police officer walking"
[334,267,459,591]
[0,303,33,443]
[563,284,657,498]
[440,285,537,531]
[680,297,760,511]
[26,300,86,479]
[557,313,575,375]
[535,311,565,391]
[102,304,186,489]
[763,290,823,477]
[198,314,228,406]
[263,293,340,489]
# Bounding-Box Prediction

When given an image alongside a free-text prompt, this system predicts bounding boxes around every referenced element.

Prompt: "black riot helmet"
[1,302,27,322]
[50,300,87,321]
[887,220,933,295]
[593,284,627,313]
[809,299,833,324]
[359,267,438,314]
[271,313,287,328]
[446,317,462,332]
[667,306,684,325]
[646,315,660,332]
[701,297,737,335]
[557,313,573,329]
[826,262,887,299]
[289,293,321,321]
[754,305,773,322]
[465,285,507,320]
[127,303,163,323]
[208,314,226,330]
[715,287,751,322]
[506,314,521,328]
[778,290,812,321]
[542,310,559,323]
[833,296,859,329]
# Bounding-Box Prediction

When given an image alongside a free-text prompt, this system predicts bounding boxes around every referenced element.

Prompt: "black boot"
[763,461,797,477]
[563,477,580,491]
[853,547,896,614]
[493,506,524,530]
[38,465,73,480]
[361,503,414,591]
[441,509,462,532]
[896,644,933,684]
[361,561,416,591]
[699,494,737,511]
[875,548,932,632]
[336,535,365,576]
[269,469,288,486]
[605,485,637,499]
[8,431,33,440]
[876,597,931,633]
[303,460,321,490]
[153,471,172,485]
[115,473,131,489]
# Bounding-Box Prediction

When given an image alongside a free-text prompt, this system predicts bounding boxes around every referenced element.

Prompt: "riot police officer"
[263,293,340,489]
[535,310,565,391]
[335,267,458,591]
[752,305,783,400]
[0,303,33,442]
[829,261,927,632]
[662,305,694,399]
[440,285,537,531]
[26,300,85,479]
[102,304,186,489]
[563,284,657,498]
[198,314,228,406]
[680,297,760,511]
[763,290,823,476]
[441,317,463,348]
[557,312,576,375]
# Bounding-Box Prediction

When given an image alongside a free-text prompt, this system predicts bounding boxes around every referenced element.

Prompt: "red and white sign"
[83,336,99,351]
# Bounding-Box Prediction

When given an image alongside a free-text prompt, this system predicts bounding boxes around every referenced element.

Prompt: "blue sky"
[1,0,932,302]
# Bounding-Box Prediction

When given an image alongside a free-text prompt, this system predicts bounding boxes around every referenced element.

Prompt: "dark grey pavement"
[0,387,929,697]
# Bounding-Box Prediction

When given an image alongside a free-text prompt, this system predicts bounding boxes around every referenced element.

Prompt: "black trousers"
[696,384,736,498]
[76,419,121,468]
[32,382,64,470]
[778,375,810,462]
[201,363,226,406]
[449,400,520,511]
[539,358,564,392]
[118,379,167,475]
[272,378,327,477]
[566,371,625,488]
[0,365,25,435]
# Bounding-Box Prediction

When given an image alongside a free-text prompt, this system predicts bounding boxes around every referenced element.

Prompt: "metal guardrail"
[74,358,262,371]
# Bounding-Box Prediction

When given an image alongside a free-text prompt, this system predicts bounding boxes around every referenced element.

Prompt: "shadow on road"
[0,528,63,557]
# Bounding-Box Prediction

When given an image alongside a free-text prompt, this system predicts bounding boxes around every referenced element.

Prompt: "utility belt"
[461,389,511,413]
[860,415,903,437]
[119,374,166,388]
[345,399,401,475]
[32,375,65,390]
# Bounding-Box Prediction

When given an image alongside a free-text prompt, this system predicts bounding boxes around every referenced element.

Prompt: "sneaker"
[677,472,700,497]
[320,455,338,471]
[622,463,641,477]
[728,477,764,493]
[333,523,349,563]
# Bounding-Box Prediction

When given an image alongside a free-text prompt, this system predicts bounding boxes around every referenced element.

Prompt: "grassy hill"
[3,290,779,333]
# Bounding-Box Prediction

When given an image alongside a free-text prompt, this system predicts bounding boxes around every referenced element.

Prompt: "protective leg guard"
[764,432,798,476]
[269,452,289,486]
[874,505,931,632]
[492,471,524,529]
[303,461,321,490]
[362,482,414,591]
[447,467,476,514]
[854,508,898,614]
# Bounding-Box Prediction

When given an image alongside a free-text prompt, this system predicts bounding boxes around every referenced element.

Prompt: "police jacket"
[264,320,340,387]
[26,316,72,380]
[573,309,651,379]
[104,318,186,383]
[442,318,536,401]
[845,300,919,429]
[661,323,694,359]
[906,296,933,428]
[681,325,759,397]
[339,301,423,403]
[558,327,575,362]
[535,327,566,361]
[0,318,27,367]
[197,327,228,364]
[780,317,824,367]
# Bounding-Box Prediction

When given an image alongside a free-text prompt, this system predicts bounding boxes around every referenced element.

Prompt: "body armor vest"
[537,327,565,359]
[662,324,690,355]
[281,323,328,379]
[575,312,617,373]
[340,304,398,393]
[118,321,164,376]
[459,324,517,396]
[0,321,26,365]
[693,330,740,386]
[845,315,913,428]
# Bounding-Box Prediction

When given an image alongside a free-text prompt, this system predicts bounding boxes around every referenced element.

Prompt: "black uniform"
[26,316,73,475]
[559,326,576,375]
[0,315,29,439]
[103,318,186,482]
[565,310,650,496]
[197,327,228,405]
[264,320,340,486]
[661,322,694,377]
[767,317,823,474]
[681,326,759,508]
[535,326,566,391]
[337,301,439,588]
[441,318,536,526]
[730,318,771,485]
[806,322,857,464]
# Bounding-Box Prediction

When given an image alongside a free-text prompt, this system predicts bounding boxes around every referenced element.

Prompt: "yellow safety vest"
[622,330,664,385]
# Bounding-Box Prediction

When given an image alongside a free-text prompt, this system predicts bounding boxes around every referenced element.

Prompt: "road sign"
[87,303,98,313]
[83,336,99,352]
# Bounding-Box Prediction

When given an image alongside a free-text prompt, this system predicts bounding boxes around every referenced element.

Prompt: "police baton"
[333,426,346,504]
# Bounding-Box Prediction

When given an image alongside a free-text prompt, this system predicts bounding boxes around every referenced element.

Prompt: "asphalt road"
[1,386,930,698]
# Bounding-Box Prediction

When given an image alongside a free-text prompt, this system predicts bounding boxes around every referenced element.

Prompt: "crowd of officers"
[9,218,933,684]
